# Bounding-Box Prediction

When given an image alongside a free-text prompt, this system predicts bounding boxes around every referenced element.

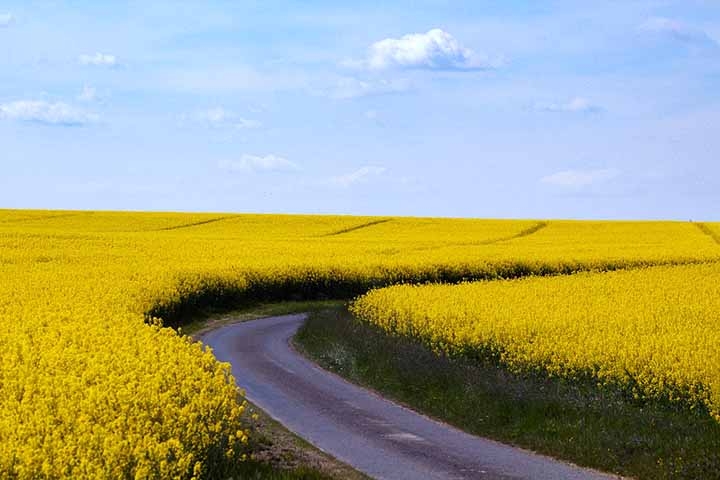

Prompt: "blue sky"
[1,1,719,219]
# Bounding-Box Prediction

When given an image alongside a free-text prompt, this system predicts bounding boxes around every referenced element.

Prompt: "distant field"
[1,209,719,479]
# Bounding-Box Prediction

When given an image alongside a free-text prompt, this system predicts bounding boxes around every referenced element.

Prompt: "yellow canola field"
[1,210,719,479]
[352,262,720,420]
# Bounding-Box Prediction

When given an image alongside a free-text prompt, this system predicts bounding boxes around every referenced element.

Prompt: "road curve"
[199,314,620,480]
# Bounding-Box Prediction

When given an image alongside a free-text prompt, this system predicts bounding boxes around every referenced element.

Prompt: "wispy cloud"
[182,107,261,129]
[0,13,14,27]
[345,28,501,71]
[77,86,98,102]
[78,53,117,67]
[0,100,99,126]
[219,154,298,173]
[324,77,409,100]
[162,66,307,93]
[533,97,601,113]
[639,17,718,47]
[541,168,619,188]
[331,166,386,187]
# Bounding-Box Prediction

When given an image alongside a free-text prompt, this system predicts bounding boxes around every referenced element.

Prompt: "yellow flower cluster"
[1,209,718,478]
[352,262,720,420]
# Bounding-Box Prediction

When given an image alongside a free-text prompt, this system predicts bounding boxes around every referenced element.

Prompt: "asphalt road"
[200,314,621,480]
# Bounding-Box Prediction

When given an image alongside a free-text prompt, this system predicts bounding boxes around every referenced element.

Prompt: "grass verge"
[183,299,345,336]
[232,400,367,480]
[189,302,366,480]
[295,307,720,480]
[228,459,333,480]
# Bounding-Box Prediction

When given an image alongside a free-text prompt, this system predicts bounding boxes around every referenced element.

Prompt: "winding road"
[199,314,620,480]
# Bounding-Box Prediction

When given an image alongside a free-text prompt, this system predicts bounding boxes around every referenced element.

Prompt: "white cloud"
[541,169,619,188]
[77,86,98,102]
[219,154,297,173]
[639,17,718,46]
[234,118,262,129]
[331,166,386,187]
[189,107,262,129]
[325,77,409,99]
[348,28,500,70]
[0,100,99,126]
[78,53,117,66]
[0,13,15,27]
[533,97,601,113]
[365,110,378,120]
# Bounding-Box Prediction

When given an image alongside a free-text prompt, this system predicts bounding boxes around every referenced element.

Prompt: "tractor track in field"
[476,220,549,246]
[0,212,90,224]
[695,222,720,245]
[320,219,393,236]
[200,314,621,480]
[405,220,549,254]
[154,215,239,231]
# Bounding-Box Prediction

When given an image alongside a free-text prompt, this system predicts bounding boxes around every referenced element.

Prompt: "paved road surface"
[200,314,620,480]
